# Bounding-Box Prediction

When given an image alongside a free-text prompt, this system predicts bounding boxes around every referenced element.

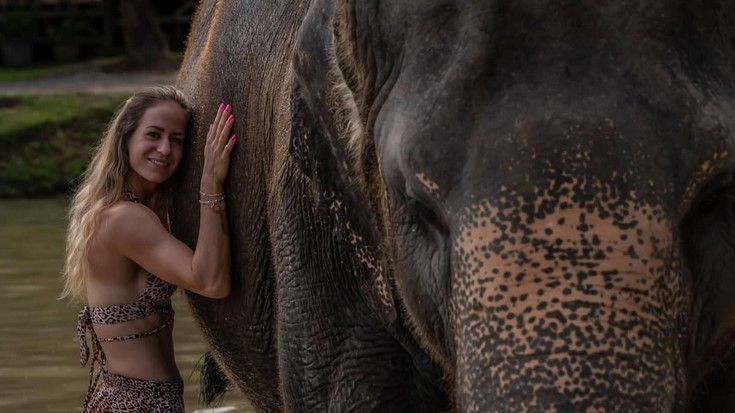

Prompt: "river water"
[0,197,252,412]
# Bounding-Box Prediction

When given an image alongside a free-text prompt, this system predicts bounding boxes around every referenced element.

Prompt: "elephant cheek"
[449,198,688,411]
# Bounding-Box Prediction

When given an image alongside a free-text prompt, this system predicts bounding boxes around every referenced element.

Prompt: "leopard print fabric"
[84,370,183,413]
[77,273,177,366]
[90,272,176,323]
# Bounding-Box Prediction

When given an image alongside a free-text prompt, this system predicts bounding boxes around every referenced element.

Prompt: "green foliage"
[0,93,127,197]
[0,11,36,41]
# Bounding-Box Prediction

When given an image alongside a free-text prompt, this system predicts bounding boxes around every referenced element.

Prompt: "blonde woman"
[62,86,236,412]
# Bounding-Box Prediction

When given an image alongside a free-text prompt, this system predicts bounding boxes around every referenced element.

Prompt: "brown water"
[0,197,253,412]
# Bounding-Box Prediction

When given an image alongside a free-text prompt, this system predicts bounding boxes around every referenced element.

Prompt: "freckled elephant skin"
[454,186,683,410]
[175,0,735,411]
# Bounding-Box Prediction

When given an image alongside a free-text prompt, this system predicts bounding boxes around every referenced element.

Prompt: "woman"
[62,86,236,412]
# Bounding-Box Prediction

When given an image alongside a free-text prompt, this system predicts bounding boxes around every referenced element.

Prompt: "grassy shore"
[0,57,123,83]
[0,93,127,197]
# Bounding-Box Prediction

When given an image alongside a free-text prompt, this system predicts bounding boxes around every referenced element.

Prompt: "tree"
[118,0,172,70]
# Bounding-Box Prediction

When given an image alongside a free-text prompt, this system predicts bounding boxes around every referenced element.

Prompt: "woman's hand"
[201,103,237,192]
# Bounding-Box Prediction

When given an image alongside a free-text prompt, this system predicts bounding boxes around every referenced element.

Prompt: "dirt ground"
[0,69,177,95]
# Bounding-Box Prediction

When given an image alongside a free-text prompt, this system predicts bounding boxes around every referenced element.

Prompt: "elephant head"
[290,0,735,410]
[176,0,735,411]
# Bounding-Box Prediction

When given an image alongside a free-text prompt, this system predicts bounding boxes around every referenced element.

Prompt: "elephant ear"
[683,173,735,410]
[289,0,397,325]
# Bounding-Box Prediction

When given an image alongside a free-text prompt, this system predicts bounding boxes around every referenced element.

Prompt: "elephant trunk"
[451,195,688,411]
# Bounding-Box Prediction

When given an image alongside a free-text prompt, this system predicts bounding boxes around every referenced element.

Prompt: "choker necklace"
[123,187,142,204]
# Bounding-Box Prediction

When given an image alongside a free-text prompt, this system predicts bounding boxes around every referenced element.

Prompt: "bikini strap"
[77,306,100,367]
[77,306,105,408]
[97,308,175,343]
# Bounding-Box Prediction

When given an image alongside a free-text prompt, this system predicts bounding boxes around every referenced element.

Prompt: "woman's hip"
[84,370,184,413]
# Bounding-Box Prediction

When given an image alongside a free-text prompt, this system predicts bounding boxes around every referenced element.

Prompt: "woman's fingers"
[223,134,237,155]
[206,123,214,145]
[211,103,225,136]
[207,103,226,145]
[212,106,234,147]
[202,103,238,184]
[205,105,223,147]
[217,114,235,148]
[215,103,231,140]
[206,103,235,149]
[208,104,237,150]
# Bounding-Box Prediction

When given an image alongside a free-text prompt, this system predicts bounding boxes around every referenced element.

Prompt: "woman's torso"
[84,199,180,381]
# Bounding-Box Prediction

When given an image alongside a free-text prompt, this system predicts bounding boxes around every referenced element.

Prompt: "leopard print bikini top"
[77,272,177,366]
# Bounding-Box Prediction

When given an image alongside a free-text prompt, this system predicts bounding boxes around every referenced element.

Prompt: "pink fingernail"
[225,104,231,112]
[231,134,237,142]
[228,114,234,122]
[218,103,224,110]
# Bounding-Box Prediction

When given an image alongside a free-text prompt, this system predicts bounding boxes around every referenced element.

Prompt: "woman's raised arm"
[104,103,237,298]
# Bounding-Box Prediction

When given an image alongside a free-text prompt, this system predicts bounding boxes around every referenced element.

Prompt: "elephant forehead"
[450,180,688,409]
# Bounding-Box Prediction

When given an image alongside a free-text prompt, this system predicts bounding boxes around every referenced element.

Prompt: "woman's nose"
[157,138,171,155]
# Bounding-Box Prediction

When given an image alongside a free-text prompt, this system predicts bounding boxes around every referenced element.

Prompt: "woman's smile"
[148,157,171,168]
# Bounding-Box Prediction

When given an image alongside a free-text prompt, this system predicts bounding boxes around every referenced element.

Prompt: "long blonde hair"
[61,86,191,302]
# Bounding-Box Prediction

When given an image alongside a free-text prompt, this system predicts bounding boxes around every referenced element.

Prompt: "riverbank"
[0,93,126,197]
[0,62,177,198]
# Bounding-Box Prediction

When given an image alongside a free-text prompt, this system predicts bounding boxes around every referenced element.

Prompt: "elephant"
[173,0,735,411]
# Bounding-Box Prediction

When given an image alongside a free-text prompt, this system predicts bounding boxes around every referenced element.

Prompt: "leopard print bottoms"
[84,370,184,413]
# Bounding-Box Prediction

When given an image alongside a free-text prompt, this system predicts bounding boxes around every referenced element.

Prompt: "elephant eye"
[408,196,449,240]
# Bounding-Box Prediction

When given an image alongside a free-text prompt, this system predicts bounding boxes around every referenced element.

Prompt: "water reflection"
[0,197,251,412]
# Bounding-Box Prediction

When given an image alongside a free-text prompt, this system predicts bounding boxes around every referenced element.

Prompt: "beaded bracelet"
[200,197,225,209]
[199,188,225,209]
[200,190,224,198]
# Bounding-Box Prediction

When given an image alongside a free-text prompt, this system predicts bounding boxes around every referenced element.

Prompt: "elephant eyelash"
[407,196,450,241]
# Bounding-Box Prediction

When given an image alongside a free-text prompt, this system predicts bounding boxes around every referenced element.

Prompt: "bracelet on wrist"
[200,197,225,209]
[200,190,224,198]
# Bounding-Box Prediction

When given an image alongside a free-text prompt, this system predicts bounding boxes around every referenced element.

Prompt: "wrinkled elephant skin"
[175,1,735,411]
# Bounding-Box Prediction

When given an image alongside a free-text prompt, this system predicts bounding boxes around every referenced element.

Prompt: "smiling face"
[125,100,188,193]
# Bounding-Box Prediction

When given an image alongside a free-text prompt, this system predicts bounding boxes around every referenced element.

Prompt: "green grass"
[0,53,185,83]
[0,93,127,197]
[0,57,123,83]
[0,94,122,137]
[0,65,72,82]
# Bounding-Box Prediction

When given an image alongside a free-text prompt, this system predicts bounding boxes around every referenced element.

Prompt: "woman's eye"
[147,132,160,139]
[172,137,184,145]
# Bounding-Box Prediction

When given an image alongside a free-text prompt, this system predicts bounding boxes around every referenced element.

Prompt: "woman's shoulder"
[102,199,159,223]
[87,200,162,274]
[97,200,164,242]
